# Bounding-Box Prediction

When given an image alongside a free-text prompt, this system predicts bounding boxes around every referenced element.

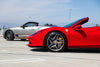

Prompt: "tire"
[5,30,14,41]
[45,31,67,52]
[21,39,26,41]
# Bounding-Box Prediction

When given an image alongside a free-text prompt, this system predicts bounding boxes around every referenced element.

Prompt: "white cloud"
[0,0,72,26]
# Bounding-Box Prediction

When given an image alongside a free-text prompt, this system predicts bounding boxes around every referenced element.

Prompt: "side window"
[24,23,35,27]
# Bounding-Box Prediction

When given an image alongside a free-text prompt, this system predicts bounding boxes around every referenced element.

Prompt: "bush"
[96,24,99,27]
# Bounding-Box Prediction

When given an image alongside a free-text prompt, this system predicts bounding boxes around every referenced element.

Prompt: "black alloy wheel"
[45,31,67,52]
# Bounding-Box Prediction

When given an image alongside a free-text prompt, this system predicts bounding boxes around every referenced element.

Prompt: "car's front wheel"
[45,31,67,52]
[5,31,14,41]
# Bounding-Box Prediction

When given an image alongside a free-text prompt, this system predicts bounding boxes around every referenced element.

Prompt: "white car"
[3,22,52,41]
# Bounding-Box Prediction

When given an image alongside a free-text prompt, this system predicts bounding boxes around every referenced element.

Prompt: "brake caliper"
[59,37,63,48]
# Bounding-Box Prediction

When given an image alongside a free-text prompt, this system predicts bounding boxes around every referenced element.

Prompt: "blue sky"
[0,0,100,27]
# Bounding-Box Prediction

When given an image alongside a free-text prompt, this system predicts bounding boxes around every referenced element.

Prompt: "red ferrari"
[27,17,100,52]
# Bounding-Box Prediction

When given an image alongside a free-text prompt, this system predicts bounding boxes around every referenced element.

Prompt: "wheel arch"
[4,29,15,39]
[43,30,68,48]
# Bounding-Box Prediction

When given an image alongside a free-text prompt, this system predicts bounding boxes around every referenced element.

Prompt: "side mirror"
[74,25,82,31]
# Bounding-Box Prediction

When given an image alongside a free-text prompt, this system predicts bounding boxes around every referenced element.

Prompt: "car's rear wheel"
[5,31,14,41]
[45,31,67,52]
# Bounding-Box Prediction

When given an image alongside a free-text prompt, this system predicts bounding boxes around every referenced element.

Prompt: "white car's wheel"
[5,31,14,41]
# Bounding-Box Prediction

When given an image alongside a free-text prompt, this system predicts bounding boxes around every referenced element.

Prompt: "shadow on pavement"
[66,48,100,53]
[30,47,49,52]
[30,48,100,53]
[6,39,28,42]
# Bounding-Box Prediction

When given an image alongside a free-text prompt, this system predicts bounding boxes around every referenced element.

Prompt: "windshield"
[64,18,85,28]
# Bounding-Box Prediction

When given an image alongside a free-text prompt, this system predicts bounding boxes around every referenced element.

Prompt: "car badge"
[65,29,68,32]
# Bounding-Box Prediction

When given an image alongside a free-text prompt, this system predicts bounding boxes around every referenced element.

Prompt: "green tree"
[96,24,99,27]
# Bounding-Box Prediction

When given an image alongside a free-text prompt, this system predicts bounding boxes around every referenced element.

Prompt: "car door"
[82,27,100,48]
[24,26,39,35]
[22,22,39,37]
[69,26,100,48]
[14,22,38,38]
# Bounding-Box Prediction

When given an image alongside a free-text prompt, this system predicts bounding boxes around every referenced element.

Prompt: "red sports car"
[27,17,100,52]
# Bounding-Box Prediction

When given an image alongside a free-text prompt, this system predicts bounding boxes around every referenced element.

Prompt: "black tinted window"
[24,23,38,27]
[24,23,34,27]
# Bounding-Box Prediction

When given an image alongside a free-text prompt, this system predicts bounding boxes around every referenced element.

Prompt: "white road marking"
[0,58,46,64]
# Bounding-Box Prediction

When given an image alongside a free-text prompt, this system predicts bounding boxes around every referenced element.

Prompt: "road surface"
[0,34,100,67]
